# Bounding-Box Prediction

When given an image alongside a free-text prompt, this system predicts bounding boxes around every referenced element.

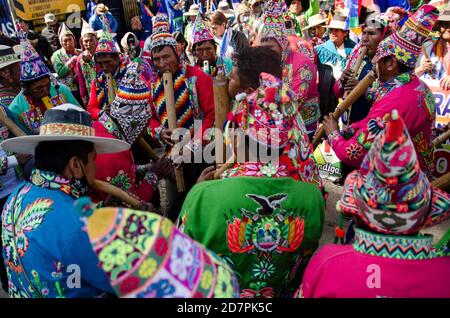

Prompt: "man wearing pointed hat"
[8,29,79,136]
[179,72,325,298]
[51,23,82,105]
[146,7,215,221]
[258,0,321,140]
[87,18,127,121]
[1,104,130,297]
[322,5,439,179]
[315,13,356,80]
[192,15,233,77]
[300,111,450,298]
[92,62,172,210]
[75,20,98,107]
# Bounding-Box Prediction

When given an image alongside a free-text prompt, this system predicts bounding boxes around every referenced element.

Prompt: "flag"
[345,0,361,29]
[374,0,410,13]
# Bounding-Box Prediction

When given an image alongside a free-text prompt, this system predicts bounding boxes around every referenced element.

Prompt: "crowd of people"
[0,0,448,298]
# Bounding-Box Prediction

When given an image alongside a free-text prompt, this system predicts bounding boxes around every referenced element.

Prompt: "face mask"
[70,159,90,197]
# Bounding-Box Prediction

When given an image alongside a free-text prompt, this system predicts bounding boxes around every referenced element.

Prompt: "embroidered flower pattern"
[138,258,158,279]
[260,163,278,177]
[169,234,194,281]
[99,240,134,272]
[109,170,131,191]
[251,259,276,280]
[346,143,364,160]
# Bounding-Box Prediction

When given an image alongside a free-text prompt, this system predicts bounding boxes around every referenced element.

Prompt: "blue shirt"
[1,168,114,298]
[89,12,118,33]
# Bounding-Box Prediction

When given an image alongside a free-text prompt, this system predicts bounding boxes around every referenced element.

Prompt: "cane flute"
[431,172,450,190]
[137,137,160,162]
[92,179,142,209]
[214,73,231,164]
[162,72,186,192]
[214,155,235,179]
[312,71,376,149]
[422,45,435,80]
[0,110,26,137]
[106,73,116,109]
[343,47,368,99]
[432,129,450,147]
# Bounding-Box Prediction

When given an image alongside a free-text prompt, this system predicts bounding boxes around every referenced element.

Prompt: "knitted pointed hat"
[337,110,450,235]
[110,62,152,145]
[95,15,119,55]
[58,22,75,43]
[74,198,240,298]
[374,4,439,68]
[81,19,96,38]
[258,0,289,53]
[148,5,177,53]
[192,15,214,46]
[17,26,51,82]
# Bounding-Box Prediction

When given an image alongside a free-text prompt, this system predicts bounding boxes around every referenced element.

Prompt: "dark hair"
[210,11,228,26]
[397,60,413,73]
[151,44,178,55]
[94,52,119,61]
[34,140,95,175]
[233,46,282,89]
[285,0,310,12]
[21,74,50,86]
[192,39,217,53]
[173,31,187,46]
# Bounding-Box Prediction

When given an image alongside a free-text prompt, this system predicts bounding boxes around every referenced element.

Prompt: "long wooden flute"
[433,129,450,148]
[162,72,186,192]
[312,71,376,149]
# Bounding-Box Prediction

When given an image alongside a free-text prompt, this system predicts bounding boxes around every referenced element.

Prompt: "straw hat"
[0,45,20,70]
[324,14,348,30]
[302,13,327,30]
[215,1,235,18]
[2,104,130,155]
[183,4,200,17]
[96,3,109,15]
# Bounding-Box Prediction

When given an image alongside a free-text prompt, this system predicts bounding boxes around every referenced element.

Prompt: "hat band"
[0,54,19,65]
[40,123,95,137]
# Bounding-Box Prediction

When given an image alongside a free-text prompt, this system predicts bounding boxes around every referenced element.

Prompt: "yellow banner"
[14,0,85,21]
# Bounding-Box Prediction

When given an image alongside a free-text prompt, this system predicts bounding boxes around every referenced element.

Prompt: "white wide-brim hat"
[302,14,328,30]
[184,4,200,16]
[2,104,130,155]
[0,45,20,69]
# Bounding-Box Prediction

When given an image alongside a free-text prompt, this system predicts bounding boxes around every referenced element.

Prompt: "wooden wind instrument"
[162,72,186,192]
[431,172,450,191]
[106,73,116,108]
[137,137,160,162]
[432,129,450,148]
[214,155,235,179]
[0,110,26,137]
[422,45,435,80]
[213,72,231,164]
[312,70,376,149]
[342,46,367,122]
[92,179,142,209]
